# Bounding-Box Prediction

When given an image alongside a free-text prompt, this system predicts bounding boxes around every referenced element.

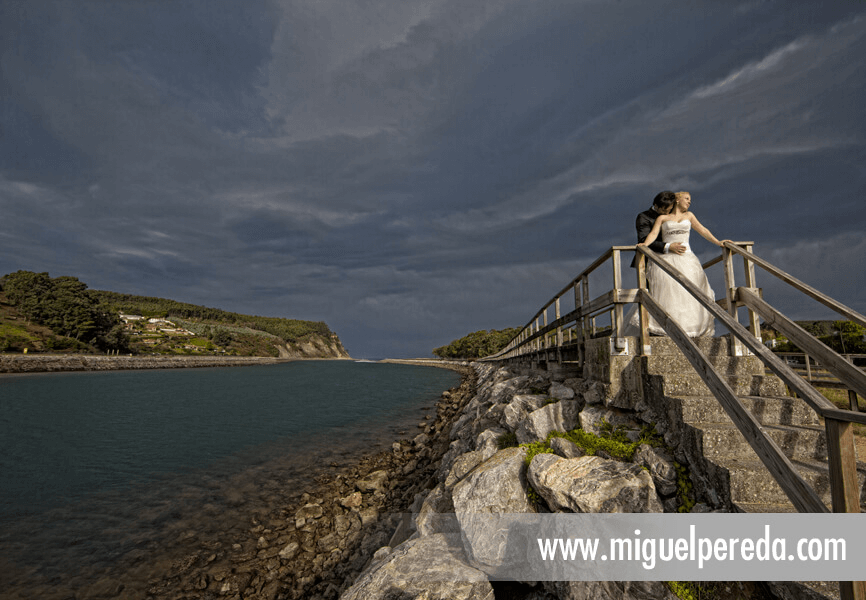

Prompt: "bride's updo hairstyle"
[674,191,691,208]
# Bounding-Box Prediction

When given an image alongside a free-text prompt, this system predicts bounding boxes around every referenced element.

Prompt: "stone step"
[659,372,787,397]
[694,422,827,462]
[644,336,736,357]
[676,395,821,428]
[720,457,866,508]
[647,355,758,375]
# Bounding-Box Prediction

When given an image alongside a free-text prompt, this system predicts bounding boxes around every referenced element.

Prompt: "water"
[0,360,460,593]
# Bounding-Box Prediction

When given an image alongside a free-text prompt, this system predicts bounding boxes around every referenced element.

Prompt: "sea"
[0,360,460,596]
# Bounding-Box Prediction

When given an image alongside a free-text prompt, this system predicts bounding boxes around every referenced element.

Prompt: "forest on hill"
[0,270,342,357]
[432,327,520,359]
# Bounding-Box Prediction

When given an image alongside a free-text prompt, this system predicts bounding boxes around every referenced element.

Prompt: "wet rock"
[356,470,388,494]
[340,491,363,509]
[295,503,324,520]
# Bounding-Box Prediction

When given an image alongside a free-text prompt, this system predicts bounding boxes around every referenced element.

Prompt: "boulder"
[475,428,506,461]
[527,454,663,513]
[579,405,641,438]
[633,444,678,496]
[444,449,485,488]
[452,447,535,570]
[516,400,580,444]
[549,436,585,459]
[503,394,546,432]
[339,534,494,600]
[549,381,575,401]
[415,483,459,537]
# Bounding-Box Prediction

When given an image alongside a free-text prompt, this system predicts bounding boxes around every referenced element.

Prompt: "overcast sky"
[2,1,865,358]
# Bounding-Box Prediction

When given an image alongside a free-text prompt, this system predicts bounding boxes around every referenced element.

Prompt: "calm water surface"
[0,360,460,590]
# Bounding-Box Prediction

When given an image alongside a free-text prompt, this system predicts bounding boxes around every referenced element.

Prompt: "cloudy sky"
[2,1,864,359]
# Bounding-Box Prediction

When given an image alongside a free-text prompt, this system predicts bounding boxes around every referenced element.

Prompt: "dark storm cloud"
[1,0,864,357]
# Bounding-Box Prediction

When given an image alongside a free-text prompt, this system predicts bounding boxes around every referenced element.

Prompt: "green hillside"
[0,270,345,358]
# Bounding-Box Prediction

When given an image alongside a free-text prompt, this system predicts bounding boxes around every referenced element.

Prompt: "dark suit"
[630,207,667,268]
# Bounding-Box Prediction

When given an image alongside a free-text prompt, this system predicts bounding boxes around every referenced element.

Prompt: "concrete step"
[644,336,735,357]
[719,457,866,507]
[646,354,761,377]
[659,372,787,397]
[694,422,827,462]
[677,395,821,428]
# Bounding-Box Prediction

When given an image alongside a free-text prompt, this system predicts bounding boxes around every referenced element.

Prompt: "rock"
[356,470,388,494]
[545,580,678,600]
[279,541,300,560]
[516,400,580,444]
[579,405,640,437]
[549,436,585,459]
[633,444,678,496]
[295,503,324,520]
[548,381,575,400]
[340,491,363,509]
[415,483,459,537]
[503,394,546,432]
[339,534,494,600]
[582,381,607,406]
[359,507,379,527]
[527,454,663,513]
[452,447,535,570]
[444,449,485,488]
[475,428,506,461]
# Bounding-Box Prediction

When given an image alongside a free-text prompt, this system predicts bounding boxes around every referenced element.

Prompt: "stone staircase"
[639,336,866,513]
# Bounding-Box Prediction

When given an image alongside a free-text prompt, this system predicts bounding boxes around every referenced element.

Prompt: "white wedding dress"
[624,220,715,337]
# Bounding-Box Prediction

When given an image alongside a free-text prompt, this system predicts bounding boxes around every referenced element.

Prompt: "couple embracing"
[625,190,729,338]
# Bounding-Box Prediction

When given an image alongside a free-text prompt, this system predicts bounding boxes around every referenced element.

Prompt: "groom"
[630,190,685,268]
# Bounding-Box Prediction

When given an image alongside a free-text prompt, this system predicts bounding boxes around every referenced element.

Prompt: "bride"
[626,191,729,337]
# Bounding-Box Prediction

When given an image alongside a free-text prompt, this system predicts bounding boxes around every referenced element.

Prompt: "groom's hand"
[669,242,686,255]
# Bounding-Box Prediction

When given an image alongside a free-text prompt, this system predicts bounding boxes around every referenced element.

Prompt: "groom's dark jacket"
[630,208,667,268]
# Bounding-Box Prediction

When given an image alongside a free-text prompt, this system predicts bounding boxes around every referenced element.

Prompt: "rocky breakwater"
[338,362,803,600]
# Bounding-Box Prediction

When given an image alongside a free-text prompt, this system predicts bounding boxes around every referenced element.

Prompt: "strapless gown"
[624,220,715,337]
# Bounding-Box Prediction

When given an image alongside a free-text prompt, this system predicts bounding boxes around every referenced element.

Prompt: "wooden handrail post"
[742,244,761,339]
[612,248,623,340]
[828,413,866,600]
[581,277,590,332]
[555,297,563,364]
[723,244,743,356]
[637,251,650,356]
[805,353,812,382]
[575,283,585,370]
[825,417,860,514]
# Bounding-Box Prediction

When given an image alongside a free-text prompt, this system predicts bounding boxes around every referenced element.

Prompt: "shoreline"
[0,362,476,600]
[0,353,354,375]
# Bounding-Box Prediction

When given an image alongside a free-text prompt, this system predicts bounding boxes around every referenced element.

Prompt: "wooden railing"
[483,241,866,600]
[774,352,865,412]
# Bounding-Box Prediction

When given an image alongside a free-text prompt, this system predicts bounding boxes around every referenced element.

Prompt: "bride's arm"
[638,216,666,247]
[690,214,730,247]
